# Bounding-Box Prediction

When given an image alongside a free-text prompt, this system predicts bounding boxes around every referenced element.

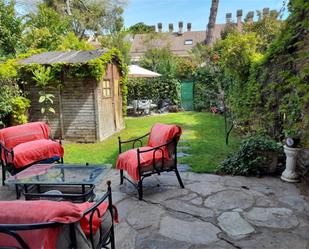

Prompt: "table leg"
[15,185,20,199]
[24,185,29,200]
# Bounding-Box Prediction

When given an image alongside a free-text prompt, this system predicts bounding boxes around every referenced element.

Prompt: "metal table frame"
[6,164,108,202]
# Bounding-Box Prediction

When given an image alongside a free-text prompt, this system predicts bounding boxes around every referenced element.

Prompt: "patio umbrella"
[128,65,161,78]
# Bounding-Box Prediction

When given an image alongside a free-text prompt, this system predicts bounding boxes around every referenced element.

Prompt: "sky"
[123,0,287,31]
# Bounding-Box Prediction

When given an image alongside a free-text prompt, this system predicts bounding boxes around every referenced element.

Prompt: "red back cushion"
[0,122,50,149]
[147,123,182,148]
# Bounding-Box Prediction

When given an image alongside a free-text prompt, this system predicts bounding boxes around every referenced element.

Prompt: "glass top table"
[5,164,110,202]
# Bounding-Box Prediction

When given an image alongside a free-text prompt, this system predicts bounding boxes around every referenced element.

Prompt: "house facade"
[130,8,271,61]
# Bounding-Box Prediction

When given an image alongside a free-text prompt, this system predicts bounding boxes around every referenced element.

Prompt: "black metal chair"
[0,122,64,186]
[0,181,115,249]
[117,127,184,200]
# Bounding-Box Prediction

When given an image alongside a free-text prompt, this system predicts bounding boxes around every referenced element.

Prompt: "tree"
[128,22,154,36]
[0,0,23,60]
[140,47,178,77]
[243,11,282,52]
[57,32,94,51]
[23,4,71,50]
[100,29,131,64]
[205,0,219,45]
[43,0,127,39]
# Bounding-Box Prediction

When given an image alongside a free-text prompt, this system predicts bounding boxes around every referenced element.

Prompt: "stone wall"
[298,148,309,182]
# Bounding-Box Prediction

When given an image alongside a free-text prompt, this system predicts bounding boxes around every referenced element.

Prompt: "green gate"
[181,81,194,111]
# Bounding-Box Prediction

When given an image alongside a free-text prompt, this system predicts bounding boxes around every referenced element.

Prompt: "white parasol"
[128,65,161,78]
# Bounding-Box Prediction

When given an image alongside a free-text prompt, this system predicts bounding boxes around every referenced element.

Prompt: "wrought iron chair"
[0,122,64,185]
[117,123,184,200]
[0,181,115,249]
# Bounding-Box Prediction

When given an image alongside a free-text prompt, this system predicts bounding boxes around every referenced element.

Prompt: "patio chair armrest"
[137,139,177,172]
[118,132,150,144]
[137,139,175,153]
[118,133,150,153]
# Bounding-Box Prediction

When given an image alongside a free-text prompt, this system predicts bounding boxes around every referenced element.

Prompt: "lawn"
[64,112,241,172]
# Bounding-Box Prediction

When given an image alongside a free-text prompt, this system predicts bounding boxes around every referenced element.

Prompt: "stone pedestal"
[281,145,301,183]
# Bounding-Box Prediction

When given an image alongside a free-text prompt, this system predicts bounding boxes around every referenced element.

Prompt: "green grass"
[64,112,241,172]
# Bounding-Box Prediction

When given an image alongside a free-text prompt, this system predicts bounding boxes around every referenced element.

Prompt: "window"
[184,39,193,45]
[102,80,111,97]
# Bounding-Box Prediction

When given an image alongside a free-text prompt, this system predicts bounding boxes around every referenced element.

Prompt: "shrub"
[127,76,181,106]
[0,77,20,127]
[11,96,30,125]
[217,135,283,176]
[193,68,219,111]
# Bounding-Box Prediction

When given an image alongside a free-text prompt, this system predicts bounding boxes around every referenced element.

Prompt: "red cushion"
[12,139,64,168]
[0,200,83,249]
[0,122,50,150]
[147,123,182,158]
[116,146,169,181]
[0,200,117,249]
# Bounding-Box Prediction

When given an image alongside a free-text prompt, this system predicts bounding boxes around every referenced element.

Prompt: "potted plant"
[281,129,302,182]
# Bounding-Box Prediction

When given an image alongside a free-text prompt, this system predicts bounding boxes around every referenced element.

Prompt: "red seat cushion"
[12,139,64,169]
[0,200,83,249]
[0,200,117,249]
[116,146,170,181]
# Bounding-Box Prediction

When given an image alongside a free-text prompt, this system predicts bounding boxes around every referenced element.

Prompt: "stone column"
[281,145,301,183]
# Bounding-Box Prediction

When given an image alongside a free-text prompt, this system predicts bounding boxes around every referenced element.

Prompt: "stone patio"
[1,169,309,248]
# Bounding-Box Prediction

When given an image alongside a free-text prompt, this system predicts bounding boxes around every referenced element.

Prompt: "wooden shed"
[19,49,125,142]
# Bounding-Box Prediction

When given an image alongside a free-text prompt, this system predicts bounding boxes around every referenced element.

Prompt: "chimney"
[178,21,183,34]
[226,13,232,23]
[237,9,243,30]
[247,11,254,24]
[168,23,174,32]
[187,23,192,32]
[263,8,270,18]
[158,22,162,32]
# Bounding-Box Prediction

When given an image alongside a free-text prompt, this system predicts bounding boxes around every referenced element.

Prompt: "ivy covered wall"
[246,0,309,144]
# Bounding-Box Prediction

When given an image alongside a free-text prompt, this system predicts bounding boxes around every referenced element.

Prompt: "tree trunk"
[205,0,219,46]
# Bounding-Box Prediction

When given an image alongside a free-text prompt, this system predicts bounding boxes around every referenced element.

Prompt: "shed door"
[181,81,194,111]
[99,69,116,139]
[112,64,123,130]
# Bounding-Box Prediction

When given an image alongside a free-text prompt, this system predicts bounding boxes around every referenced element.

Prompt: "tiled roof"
[19,49,109,65]
[130,24,226,57]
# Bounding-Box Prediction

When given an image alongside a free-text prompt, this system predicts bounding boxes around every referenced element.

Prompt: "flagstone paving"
[95,169,309,249]
[1,168,309,248]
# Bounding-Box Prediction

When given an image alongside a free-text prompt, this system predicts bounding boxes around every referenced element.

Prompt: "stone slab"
[186,182,225,197]
[245,207,299,229]
[177,152,190,158]
[233,231,308,249]
[135,234,191,249]
[278,195,309,212]
[218,212,255,239]
[204,190,254,210]
[127,201,165,230]
[159,216,220,244]
[178,146,190,151]
[165,199,214,219]
[115,222,138,249]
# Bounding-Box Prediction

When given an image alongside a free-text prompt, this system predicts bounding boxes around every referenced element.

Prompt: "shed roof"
[19,49,109,65]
